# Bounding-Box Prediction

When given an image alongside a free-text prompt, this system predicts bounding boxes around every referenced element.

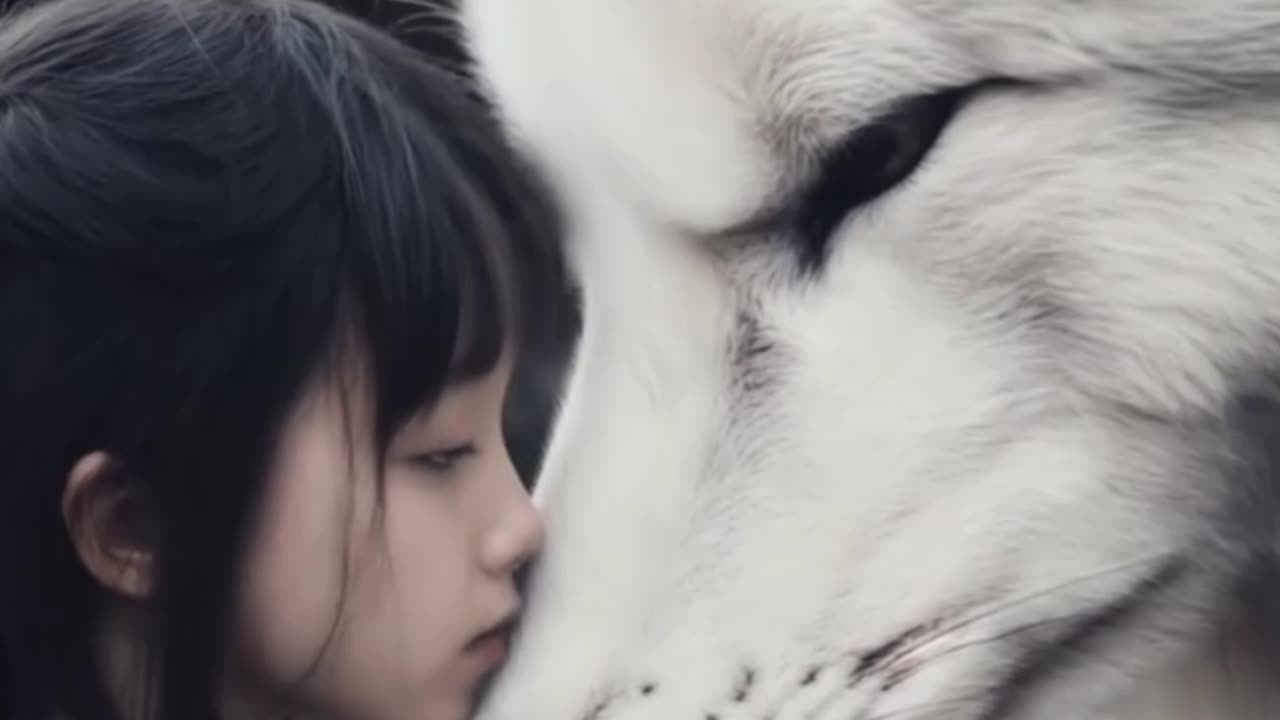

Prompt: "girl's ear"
[61,452,155,599]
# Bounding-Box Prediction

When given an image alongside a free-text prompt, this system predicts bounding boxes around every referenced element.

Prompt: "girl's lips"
[465,617,515,669]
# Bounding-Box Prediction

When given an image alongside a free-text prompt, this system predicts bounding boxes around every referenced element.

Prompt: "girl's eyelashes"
[406,443,477,474]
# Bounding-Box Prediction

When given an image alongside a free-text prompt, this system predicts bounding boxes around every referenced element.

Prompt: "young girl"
[0,0,565,718]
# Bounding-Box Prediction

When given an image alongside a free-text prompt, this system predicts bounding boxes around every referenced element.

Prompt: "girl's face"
[230,357,544,720]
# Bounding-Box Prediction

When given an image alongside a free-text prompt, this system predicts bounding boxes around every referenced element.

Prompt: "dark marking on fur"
[579,684,629,720]
[581,697,611,720]
[882,664,916,692]
[730,309,777,396]
[800,664,822,686]
[851,622,931,685]
[702,303,786,490]
[980,557,1188,720]
[732,666,756,702]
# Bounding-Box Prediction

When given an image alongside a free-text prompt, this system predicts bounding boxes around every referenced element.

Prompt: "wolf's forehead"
[674,0,1280,199]
[706,0,1280,113]
[668,2,1078,189]
[472,0,1280,238]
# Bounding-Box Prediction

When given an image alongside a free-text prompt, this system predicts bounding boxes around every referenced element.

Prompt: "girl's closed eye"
[407,443,477,474]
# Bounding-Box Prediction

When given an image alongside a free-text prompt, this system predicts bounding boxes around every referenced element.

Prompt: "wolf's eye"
[790,85,979,267]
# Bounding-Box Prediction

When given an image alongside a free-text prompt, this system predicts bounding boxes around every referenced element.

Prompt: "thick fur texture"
[462,2,1280,718]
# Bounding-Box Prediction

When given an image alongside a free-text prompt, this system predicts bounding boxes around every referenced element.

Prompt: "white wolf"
[462,2,1280,718]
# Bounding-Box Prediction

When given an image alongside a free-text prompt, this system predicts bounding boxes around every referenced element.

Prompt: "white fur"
[463,1,1280,718]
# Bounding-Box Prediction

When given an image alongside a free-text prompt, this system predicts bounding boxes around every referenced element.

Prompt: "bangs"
[308,19,565,447]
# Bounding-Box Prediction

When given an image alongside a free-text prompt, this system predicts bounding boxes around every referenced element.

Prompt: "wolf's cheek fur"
[464,1,1280,718]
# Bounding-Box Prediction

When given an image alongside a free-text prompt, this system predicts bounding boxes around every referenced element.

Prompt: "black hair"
[0,0,565,718]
